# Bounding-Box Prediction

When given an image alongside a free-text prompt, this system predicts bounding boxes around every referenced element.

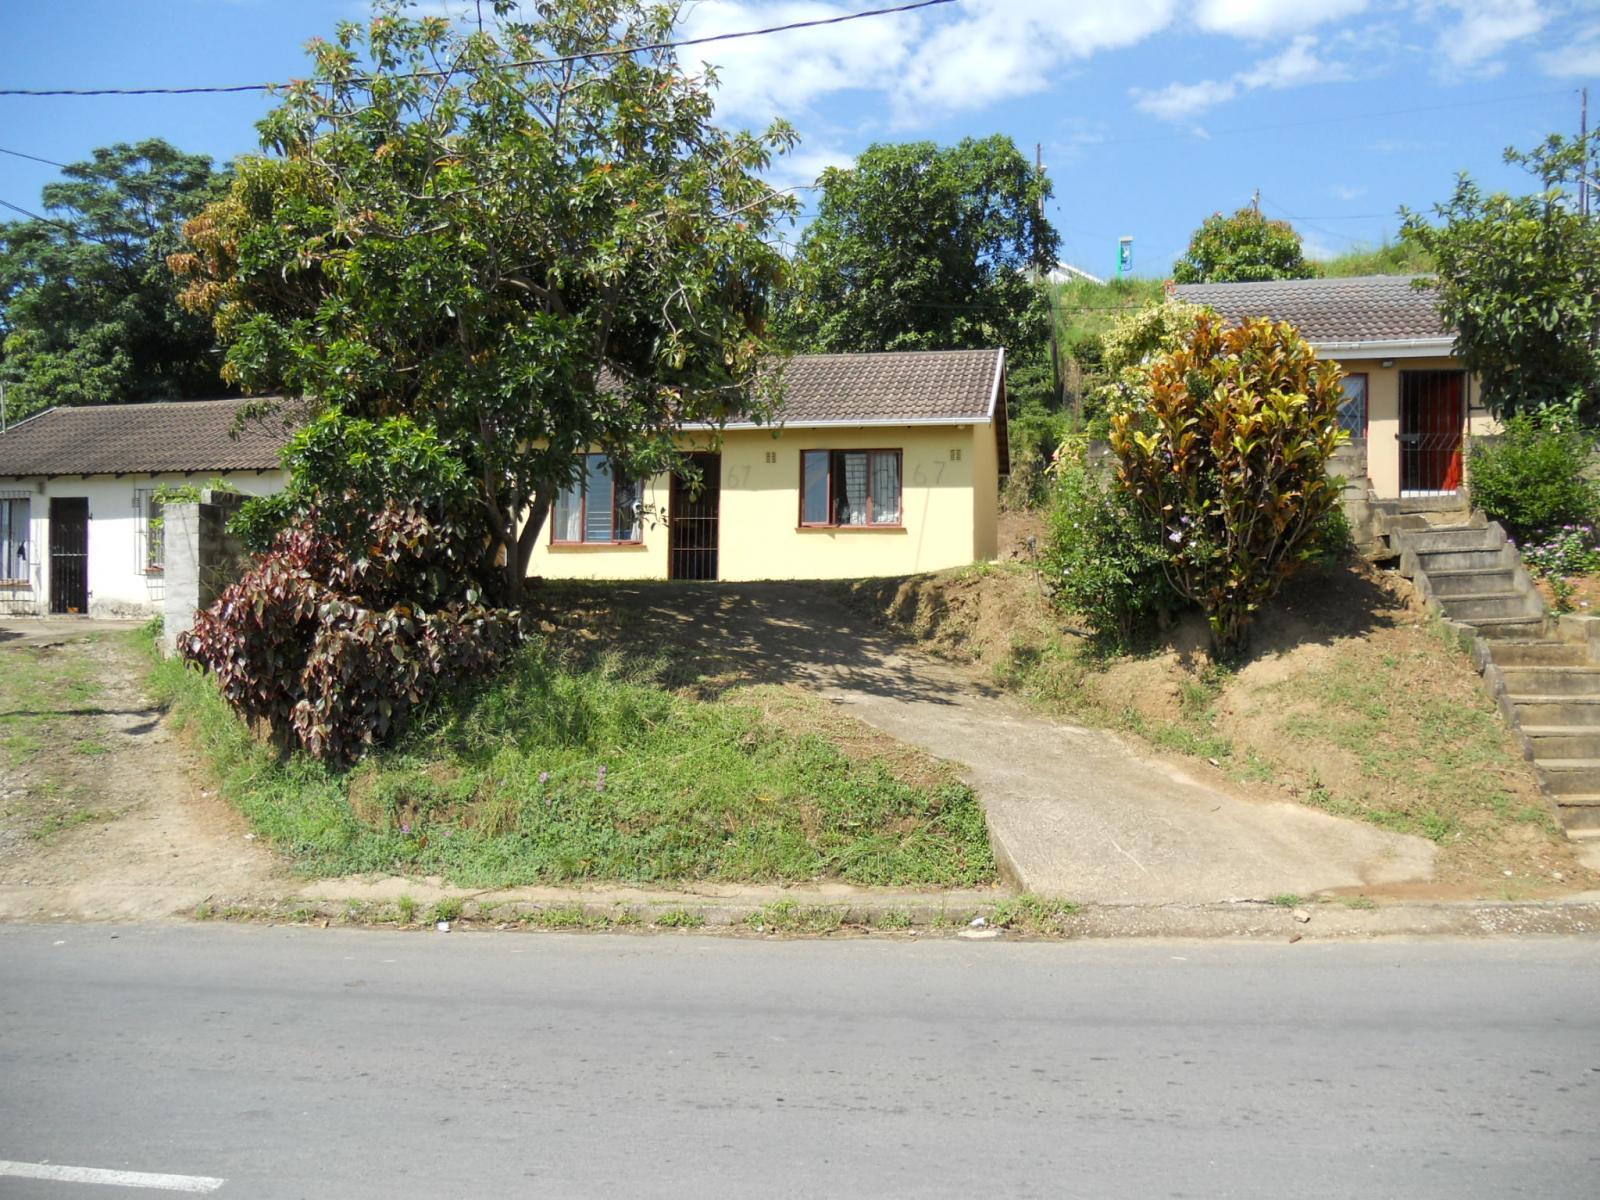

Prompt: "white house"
[0,398,293,618]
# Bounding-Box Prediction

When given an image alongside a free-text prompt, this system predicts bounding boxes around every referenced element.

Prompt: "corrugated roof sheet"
[0,397,297,477]
[732,349,1003,426]
[1172,274,1450,344]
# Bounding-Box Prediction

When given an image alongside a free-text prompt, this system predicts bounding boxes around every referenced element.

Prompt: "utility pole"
[1034,142,1065,411]
[1581,87,1590,220]
[1,382,7,436]
[1251,187,1261,216]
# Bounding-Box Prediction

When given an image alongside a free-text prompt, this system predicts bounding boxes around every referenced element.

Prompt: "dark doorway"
[1399,370,1465,495]
[669,453,721,581]
[49,497,89,614]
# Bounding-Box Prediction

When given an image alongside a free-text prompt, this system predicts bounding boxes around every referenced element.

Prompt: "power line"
[0,0,954,98]
[0,145,69,168]
[0,197,82,235]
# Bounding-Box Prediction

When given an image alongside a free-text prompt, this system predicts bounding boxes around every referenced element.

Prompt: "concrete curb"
[8,883,1597,940]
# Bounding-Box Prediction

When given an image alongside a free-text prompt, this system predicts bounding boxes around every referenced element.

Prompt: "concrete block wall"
[162,491,250,656]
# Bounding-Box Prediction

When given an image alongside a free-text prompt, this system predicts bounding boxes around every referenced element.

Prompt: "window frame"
[133,488,164,575]
[549,453,644,546]
[0,495,30,586]
[1338,372,1369,439]
[797,448,904,530]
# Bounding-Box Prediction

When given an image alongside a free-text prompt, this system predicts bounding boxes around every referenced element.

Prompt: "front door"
[1399,370,1465,495]
[669,454,720,581]
[49,497,89,614]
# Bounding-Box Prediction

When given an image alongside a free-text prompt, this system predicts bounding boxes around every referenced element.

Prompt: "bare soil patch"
[0,630,285,919]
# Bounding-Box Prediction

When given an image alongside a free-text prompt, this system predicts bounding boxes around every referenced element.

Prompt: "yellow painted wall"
[1325,354,1494,499]
[527,422,1000,582]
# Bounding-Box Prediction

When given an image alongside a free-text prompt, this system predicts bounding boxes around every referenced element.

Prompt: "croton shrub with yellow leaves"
[1109,312,1348,655]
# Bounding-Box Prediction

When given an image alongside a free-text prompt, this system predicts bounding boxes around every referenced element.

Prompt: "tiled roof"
[0,397,297,477]
[735,349,1003,426]
[1172,275,1450,344]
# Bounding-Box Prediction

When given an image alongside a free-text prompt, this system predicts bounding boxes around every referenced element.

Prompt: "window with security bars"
[132,489,164,574]
[0,494,29,584]
[800,449,902,527]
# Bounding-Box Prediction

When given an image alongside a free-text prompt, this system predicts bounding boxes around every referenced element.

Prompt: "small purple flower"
[400,823,411,834]
[1168,530,1183,543]
[538,771,550,785]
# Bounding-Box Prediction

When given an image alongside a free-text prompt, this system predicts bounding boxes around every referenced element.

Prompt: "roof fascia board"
[986,347,1006,421]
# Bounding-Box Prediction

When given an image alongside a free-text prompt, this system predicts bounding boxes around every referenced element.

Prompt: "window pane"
[802,451,829,524]
[147,501,164,571]
[1338,375,1367,438]
[584,455,615,541]
[553,478,584,542]
[614,477,639,542]
[836,451,869,526]
[1,498,27,580]
[870,452,901,525]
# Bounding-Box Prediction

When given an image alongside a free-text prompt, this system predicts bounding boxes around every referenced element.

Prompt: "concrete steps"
[1382,506,1600,837]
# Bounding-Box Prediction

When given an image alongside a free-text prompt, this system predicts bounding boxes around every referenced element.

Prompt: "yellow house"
[1173,275,1491,500]
[528,349,1008,582]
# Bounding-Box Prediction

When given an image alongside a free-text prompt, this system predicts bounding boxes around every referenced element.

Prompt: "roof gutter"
[985,348,1006,421]
[1309,336,1456,360]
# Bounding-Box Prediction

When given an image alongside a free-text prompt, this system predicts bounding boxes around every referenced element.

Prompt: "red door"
[1399,371,1464,494]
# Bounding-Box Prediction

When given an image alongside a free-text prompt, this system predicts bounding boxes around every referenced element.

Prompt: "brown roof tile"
[0,397,297,478]
[731,349,1004,427]
[1172,275,1450,344]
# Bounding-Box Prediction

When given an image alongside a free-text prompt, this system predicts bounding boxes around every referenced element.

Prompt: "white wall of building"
[0,471,286,618]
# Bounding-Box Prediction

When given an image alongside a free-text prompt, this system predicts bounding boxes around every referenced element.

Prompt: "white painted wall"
[0,471,286,618]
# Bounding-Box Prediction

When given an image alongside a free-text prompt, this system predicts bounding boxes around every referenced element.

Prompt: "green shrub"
[1043,456,1175,649]
[1110,313,1346,654]
[1006,405,1076,510]
[1468,403,1599,542]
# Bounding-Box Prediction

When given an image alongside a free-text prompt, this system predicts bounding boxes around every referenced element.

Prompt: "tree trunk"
[502,487,554,606]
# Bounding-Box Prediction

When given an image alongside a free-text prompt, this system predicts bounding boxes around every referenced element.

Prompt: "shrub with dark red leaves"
[181,501,522,764]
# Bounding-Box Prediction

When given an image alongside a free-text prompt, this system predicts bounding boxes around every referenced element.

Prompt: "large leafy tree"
[1171,206,1312,284]
[773,136,1059,357]
[1401,132,1600,417]
[0,139,226,420]
[173,0,797,603]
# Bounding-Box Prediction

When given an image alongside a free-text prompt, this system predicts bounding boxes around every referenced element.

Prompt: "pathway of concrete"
[581,584,1438,903]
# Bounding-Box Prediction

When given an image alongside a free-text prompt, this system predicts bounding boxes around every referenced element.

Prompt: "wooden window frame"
[797,448,904,530]
[1338,372,1370,439]
[549,453,644,546]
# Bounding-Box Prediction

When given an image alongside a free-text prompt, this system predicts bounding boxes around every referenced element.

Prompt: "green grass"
[1266,893,1303,908]
[148,634,996,890]
[1312,241,1433,278]
[990,894,1081,935]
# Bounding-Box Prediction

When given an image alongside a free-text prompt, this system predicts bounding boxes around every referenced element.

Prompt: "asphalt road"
[1,926,1597,1199]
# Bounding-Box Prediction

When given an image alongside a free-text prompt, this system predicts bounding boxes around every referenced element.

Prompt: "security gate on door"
[49,496,89,614]
[669,453,720,581]
[1399,370,1465,496]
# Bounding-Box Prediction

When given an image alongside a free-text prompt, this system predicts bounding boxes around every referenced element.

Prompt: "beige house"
[1174,275,1489,500]
[528,349,1007,582]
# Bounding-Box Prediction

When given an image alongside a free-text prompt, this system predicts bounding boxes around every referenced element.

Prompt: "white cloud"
[1427,0,1550,72]
[1192,0,1369,39]
[1332,184,1368,200]
[1539,30,1600,78]
[678,1,925,126]
[1131,34,1347,121]
[894,0,1178,117]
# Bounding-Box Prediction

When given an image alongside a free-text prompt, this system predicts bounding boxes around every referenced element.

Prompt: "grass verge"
[147,632,995,890]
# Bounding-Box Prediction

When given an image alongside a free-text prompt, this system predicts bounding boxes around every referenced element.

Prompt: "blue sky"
[3,0,1597,278]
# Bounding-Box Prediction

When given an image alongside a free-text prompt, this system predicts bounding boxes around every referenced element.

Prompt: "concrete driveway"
[560,583,1437,904]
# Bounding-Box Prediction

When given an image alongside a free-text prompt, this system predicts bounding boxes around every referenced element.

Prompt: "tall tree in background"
[0,140,226,421]
[1402,132,1600,418]
[774,136,1059,359]
[172,0,796,603]
[1171,206,1312,284]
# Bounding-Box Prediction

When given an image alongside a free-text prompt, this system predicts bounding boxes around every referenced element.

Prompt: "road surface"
[1,925,1596,1198]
